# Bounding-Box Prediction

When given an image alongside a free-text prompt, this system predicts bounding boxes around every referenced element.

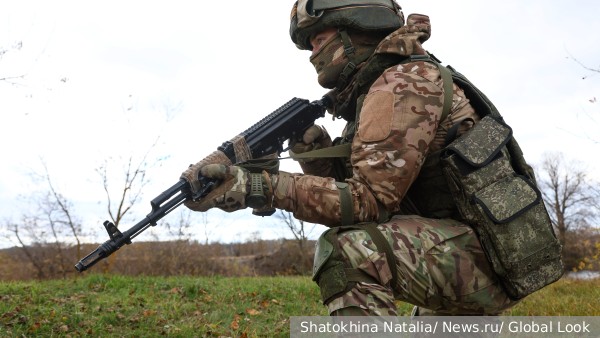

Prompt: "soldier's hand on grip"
[181,151,232,195]
[289,125,332,161]
[184,164,248,212]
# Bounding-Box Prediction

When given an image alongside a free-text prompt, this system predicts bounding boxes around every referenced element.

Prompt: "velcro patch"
[358,90,394,142]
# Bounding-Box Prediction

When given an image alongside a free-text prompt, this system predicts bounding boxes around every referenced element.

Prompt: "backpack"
[436,59,564,299]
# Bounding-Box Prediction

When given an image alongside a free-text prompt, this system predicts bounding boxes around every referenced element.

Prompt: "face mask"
[309,32,347,89]
[309,31,381,89]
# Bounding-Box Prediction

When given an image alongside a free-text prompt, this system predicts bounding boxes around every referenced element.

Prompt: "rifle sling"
[289,143,352,160]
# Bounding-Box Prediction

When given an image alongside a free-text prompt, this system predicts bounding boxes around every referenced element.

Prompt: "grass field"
[1,275,598,337]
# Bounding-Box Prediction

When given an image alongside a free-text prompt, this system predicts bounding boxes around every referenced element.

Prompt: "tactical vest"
[328,53,460,219]
[321,53,564,299]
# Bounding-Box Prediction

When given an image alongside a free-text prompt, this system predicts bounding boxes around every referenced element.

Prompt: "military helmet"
[290,0,404,50]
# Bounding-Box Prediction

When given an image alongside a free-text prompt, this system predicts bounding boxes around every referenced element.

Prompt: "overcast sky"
[1,1,599,248]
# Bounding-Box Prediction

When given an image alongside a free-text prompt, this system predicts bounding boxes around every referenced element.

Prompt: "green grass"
[1,275,598,337]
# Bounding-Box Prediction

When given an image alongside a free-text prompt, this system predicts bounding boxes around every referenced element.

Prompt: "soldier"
[182,0,551,316]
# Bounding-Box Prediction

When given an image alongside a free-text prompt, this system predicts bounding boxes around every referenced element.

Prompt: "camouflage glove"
[185,164,248,212]
[181,150,232,194]
[289,125,332,162]
[184,164,273,213]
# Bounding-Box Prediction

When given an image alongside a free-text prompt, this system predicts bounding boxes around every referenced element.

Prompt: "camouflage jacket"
[272,14,479,227]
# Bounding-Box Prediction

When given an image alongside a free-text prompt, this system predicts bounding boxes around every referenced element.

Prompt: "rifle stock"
[75,95,329,272]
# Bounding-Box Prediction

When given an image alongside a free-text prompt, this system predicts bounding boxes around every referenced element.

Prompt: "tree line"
[1,151,599,281]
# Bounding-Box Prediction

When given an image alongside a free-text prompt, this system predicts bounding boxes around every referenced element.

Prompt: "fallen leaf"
[245,308,261,316]
[143,310,157,317]
[230,315,240,330]
[28,322,41,332]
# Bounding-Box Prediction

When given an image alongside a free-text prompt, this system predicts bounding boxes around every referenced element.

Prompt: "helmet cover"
[290,0,404,50]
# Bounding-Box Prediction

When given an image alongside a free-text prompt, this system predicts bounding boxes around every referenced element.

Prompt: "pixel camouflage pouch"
[441,115,563,299]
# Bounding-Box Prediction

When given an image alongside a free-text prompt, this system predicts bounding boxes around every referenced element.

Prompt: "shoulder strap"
[406,54,453,122]
[437,63,454,122]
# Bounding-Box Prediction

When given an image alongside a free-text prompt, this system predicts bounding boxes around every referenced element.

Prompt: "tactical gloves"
[184,164,274,213]
[289,125,336,177]
[181,150,232,194]
[290,125,332,158]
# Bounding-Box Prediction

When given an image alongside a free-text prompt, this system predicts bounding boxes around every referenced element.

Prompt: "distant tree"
[1,161,83,279]
[570,227,600,271]
[4,217,47,279]
[538,152,599,245]
[95,140,166,272]
[97,152,153,228]
[276,211,315,274]
[537,152,600,270]
[93,100,180,272]
[39,162,83,260]
[200,212,216,245]
[145,210,196,275]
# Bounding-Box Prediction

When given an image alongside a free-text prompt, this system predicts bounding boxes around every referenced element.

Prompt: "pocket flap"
[473,175,541,224]
[446,116,512,167]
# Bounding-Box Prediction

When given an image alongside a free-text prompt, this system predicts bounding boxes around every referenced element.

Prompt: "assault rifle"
[74,95,331,272]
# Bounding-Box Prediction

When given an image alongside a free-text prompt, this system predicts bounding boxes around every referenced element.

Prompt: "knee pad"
[312,227,353,304]
[312,226,383,304]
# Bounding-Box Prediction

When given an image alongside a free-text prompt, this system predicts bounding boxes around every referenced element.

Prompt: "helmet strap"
[336,28,359,90]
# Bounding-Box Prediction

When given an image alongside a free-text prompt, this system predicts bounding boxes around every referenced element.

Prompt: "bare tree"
[95,143,166,272]
[537,152,600,247]
[200,213,217,245]
[276,210,315,274]
[4,217,47,279]
[97,153,152,228]
[39,162,83,260]
[95,99,178,230]
[0,40,26,85]
[1,162,83,279]
[92,98,181,271]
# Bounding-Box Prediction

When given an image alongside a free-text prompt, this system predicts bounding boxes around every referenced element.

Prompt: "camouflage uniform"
[272,14,517,315]
[181,4,521,316]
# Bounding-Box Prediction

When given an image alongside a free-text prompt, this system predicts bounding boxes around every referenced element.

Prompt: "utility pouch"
[441,116,563,299]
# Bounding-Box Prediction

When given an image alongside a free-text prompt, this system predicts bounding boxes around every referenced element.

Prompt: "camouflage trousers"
[320,215,517,316]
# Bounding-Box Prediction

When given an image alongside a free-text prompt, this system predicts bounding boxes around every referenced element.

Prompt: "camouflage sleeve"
[350,62,444,213]
[272,62,444,226]
[271,171,381,226]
